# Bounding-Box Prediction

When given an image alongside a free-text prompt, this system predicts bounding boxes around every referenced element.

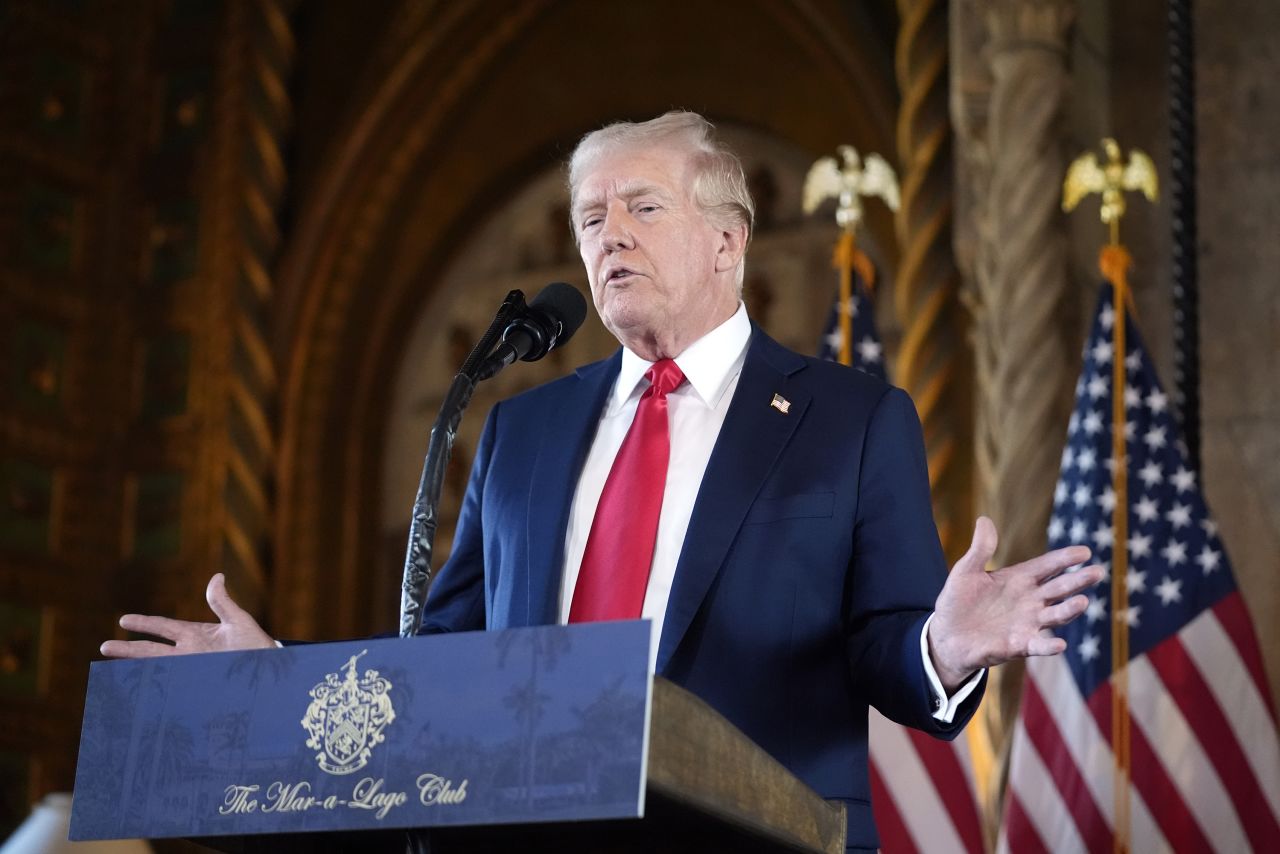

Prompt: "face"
[572,144,743,359]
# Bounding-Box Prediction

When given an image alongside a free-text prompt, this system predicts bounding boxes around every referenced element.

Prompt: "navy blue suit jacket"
[422,326,984,850]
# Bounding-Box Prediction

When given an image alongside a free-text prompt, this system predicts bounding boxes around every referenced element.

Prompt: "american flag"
[817,278,887,381]
[1000,285,1280,852]
[819,276,987,853]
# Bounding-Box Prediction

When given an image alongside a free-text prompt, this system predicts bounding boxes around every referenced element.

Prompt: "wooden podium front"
[423,679,845,853]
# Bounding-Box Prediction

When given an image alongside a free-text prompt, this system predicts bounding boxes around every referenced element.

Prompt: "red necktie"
[569,358,685,623]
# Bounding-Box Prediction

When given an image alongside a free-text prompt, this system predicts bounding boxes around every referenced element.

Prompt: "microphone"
[479,283,587,378]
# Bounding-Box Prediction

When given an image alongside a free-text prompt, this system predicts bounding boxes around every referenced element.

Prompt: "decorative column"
[960,0,1078,827]
[894,0,974,564]
[202,0,296,617]
[0,0,295,812]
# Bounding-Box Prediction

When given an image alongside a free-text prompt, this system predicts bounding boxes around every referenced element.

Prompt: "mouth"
[603,266,639,285]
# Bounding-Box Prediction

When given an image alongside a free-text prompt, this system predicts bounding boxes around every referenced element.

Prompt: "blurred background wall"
[0,0,1275,842]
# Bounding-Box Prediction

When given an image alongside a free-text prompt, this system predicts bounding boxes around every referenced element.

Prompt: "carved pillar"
[205,0,295,617]
[956,0,1077,828]
[894,0,973,563]
[0,0,295,812]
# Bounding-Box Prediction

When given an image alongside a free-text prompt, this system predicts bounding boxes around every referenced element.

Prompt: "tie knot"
[645,358,685,397]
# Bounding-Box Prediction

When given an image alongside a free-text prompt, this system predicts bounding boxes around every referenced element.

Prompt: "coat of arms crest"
[301,650,396,775]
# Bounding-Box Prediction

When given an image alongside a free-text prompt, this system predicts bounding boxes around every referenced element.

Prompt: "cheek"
[580,253,602,298]
[590,285,609,318]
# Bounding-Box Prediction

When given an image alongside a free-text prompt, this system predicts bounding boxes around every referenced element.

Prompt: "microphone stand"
[397,289,528,639]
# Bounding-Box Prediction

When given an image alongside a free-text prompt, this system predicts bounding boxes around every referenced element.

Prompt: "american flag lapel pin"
[770,393,791,414]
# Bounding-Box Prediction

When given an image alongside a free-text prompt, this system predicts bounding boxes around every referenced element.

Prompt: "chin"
[601,299,650,333]
[602,309,658,345]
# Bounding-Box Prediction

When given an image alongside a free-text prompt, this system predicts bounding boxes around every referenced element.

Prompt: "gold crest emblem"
[301,650,396,776]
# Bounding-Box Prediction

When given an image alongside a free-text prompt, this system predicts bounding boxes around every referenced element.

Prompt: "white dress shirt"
[557,302,981,720]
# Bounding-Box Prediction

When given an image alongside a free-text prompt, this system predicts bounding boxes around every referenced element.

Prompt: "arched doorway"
[273,0,900,638]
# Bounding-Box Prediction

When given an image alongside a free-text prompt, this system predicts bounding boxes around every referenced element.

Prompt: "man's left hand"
[928,516,1104,692]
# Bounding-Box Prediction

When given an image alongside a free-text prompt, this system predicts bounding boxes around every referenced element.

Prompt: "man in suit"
[104,111,1102,851]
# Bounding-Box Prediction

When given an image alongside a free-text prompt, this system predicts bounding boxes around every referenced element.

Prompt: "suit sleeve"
[844,387,984,736]
[418,401,500,634]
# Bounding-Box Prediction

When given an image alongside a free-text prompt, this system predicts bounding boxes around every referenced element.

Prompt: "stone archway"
[272,0,903,638]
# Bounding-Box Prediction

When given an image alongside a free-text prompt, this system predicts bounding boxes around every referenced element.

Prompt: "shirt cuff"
[920,613,985,724]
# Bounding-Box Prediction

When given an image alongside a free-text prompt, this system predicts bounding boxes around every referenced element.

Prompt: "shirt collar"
[611,302,751,412]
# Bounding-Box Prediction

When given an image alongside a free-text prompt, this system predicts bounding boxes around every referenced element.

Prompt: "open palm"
[928,517,1103,690]
[100,573,274,659]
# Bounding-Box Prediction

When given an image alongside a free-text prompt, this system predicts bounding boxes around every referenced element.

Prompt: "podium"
[72,623,845,853]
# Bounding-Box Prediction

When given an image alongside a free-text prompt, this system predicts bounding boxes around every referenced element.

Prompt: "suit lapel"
[516,351,620,627]
[657,329,810,672]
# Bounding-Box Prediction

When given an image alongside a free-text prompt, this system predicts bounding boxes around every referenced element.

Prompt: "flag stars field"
[1128,533,1153,558]
[1160,539,1187,566]
[1166,502,1192,528]
[856,336,882,364]
[1096,486,1117,512]
[1154,576,1182,605]
[1002,284,1279,854]
[1196,545,1222,574]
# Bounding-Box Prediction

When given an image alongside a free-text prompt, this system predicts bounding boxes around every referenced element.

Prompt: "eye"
[579,215,602,231]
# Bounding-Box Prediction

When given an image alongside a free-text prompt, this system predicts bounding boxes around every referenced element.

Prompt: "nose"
[599,204,634,252]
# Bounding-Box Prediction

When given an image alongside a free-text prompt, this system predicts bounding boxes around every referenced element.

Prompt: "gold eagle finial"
[1063,138,1158,243]
[803,145,900,233]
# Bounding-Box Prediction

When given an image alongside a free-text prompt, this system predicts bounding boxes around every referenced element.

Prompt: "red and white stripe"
[870,708,986,853]
[1001,592,1280,853]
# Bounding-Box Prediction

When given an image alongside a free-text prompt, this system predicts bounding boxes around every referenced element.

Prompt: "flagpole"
[804,146,898,373]
[835,231,854,367]
[831,230,879,368]
[1064,137,1158,854]
[1102,241,1133,854]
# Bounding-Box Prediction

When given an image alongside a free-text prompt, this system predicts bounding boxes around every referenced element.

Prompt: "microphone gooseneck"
[399,283,587,638]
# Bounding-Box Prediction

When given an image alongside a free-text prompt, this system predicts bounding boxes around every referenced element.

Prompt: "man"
[104,112,1101,851]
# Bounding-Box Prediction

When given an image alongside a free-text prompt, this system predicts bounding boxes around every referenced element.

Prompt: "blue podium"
[72,622,844,852]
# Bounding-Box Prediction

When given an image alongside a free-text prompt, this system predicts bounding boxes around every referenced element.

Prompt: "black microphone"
[478,283,587,378]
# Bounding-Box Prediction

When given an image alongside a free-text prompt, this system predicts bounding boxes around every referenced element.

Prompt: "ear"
[713,222,750,274]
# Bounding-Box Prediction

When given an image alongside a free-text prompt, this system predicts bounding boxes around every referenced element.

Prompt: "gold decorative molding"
[198,0,295,612]
[894,0,974,565]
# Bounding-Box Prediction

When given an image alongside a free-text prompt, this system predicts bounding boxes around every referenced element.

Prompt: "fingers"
[954,516,999,575]
[1039,564,1106,602]
[1038,593,1091,628]
[100,639,185,659]
[1026,633,1068,657]
[1019,544,1094,582]
[118,613,197,643]
[205,573,247,625]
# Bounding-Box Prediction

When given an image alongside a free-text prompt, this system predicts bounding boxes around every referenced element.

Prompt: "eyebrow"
[574,180,676,218]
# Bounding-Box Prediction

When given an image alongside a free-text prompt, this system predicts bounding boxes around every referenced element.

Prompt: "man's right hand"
[100,573,275,658]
